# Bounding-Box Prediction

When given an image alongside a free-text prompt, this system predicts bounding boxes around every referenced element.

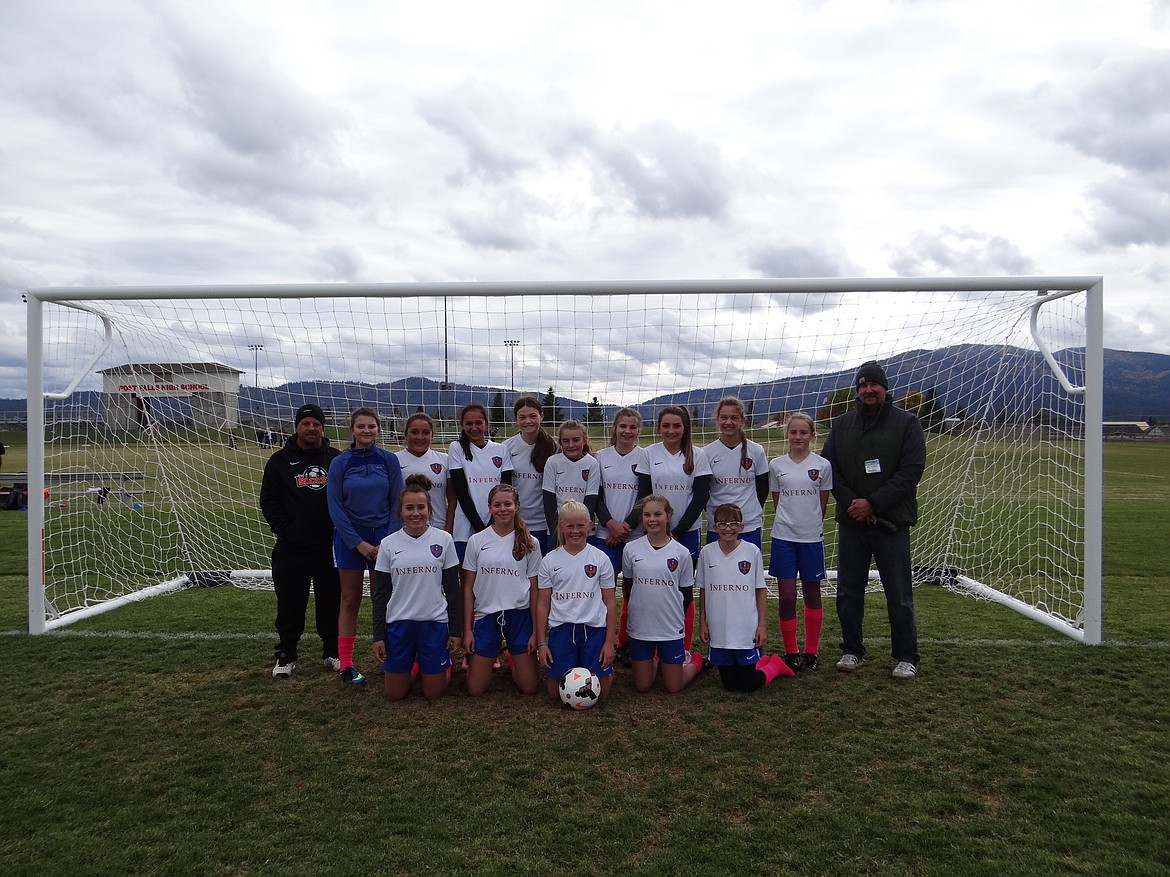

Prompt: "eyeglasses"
[713,521,742,530]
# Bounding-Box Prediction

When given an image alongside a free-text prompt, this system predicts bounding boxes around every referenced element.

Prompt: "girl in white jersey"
[448,402,514,561]
[395,413,453,532]
[371,474,461,701]
[768,412,833,672]
[591,408,646,664]
[698,502,792,692]
[622,494,706,693]
[536,501,617,703]
[633,405,711,650]
[704,397,769,547]
[461,483,542,696]
[504,396,557,555]
[541,419,600,530]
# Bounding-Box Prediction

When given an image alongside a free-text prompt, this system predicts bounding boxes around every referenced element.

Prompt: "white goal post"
[25,277,1104,643]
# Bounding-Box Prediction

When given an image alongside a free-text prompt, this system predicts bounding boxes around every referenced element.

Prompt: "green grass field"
[1,441,1168,875]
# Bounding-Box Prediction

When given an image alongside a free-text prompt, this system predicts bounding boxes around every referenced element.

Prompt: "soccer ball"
[558,666,601,710]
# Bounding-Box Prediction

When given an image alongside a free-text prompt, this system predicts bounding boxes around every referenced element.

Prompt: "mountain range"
[4,345,1168,425]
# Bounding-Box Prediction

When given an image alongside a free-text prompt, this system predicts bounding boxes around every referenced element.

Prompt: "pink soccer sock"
[617,600,630,648]
[689,651,705,671]
[803,607,824,656]
[780,617,799,655]
[684,601,696,651]
[759,656,784,685]
[338,636,355,670]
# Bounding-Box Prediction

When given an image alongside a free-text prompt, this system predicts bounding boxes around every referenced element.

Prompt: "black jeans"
[273,546,340,662]
[835,522,919,665]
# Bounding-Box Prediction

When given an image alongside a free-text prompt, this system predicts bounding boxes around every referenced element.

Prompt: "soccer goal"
[25,277,1103,643]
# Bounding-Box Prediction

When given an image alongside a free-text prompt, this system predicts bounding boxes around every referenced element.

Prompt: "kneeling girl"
[461,484,542,695]
[371,474,462,701]
[621,494,705,693]
[536,501,617,702]
[698,502,790,692]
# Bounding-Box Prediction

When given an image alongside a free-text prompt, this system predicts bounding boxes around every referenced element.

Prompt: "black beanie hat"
[295,403,326,426]
[855,361,889,390]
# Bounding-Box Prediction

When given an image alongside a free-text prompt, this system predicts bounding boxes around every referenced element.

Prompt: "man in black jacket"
[260,404,342,678]
[822,362,925,679]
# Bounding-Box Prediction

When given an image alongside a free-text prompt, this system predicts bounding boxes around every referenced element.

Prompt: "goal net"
[25,278,1103,642]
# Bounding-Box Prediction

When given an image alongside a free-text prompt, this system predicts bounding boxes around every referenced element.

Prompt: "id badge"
[864,458,882,475]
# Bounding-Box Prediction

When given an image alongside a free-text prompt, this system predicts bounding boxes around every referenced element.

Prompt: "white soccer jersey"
[542,452,600,508]
[704,438,769,530]
[697,540,765,650]
[538,543,615,628]
[636,443,713,533]
[395,448,449,529]
[769,452,833,543]
[375,526,459,624]
[621,536,694,641]
[594,445,645,538]
[447,439,513,542]
[463,526,541,618]
[504,434,548,531]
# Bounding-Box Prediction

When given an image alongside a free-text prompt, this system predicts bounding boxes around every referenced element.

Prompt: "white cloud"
[1,0,1168,401]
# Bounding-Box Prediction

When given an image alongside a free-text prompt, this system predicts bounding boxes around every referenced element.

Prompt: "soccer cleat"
[783,653,803,673]
[272,658,296,678]
[836,653,864,673]
[800,652,819,671]
[892,661,918,679]
[322,657,342,672]
[340,666,365,685]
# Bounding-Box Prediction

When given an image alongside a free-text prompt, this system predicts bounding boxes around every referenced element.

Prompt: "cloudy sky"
[2,0,1168,399]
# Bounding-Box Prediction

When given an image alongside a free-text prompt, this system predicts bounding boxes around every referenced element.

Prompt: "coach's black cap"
[295,404,326,426]
[855,361,889,390]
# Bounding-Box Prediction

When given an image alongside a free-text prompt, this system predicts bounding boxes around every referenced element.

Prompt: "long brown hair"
[657,405,695,475]
[714,396,750,471]
[487,483,537,559]
[513,396,557,472]
[457,402,489,460]
[609,407,641,447]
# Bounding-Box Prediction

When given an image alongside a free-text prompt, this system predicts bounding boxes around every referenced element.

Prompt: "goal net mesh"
[33,283,1091,635]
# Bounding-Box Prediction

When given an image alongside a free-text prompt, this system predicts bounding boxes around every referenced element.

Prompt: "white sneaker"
[836,654,864,672]
[322,657,342,672]
[892,661,918,679]
[272,659,296,678]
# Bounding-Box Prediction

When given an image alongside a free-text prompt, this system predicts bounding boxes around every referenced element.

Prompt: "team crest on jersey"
[493,456,503,469]
[430,462,443,475]
[807,469,820,481]
[512,546,524,561]
[738,560,752,575]
[430,544,443,558]
[581,470,590,481]
[631,464,637,474]
[584,564,597,578]
[741,459,753,470]
[667,558,679,572]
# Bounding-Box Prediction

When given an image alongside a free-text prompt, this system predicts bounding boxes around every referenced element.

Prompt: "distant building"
[99,363,244,431]
[1102,421,1150,438]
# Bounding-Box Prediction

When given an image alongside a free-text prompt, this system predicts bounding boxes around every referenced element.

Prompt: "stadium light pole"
[504,339,519,393]
[247,344,263,387]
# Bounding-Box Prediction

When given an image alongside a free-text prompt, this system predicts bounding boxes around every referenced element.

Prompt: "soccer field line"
[2,628,1168,650]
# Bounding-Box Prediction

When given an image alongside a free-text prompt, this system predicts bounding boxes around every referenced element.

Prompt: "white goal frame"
[25,276,1104,643]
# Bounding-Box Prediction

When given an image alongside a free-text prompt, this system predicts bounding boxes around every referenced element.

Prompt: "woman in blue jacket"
[327,407,404,684]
